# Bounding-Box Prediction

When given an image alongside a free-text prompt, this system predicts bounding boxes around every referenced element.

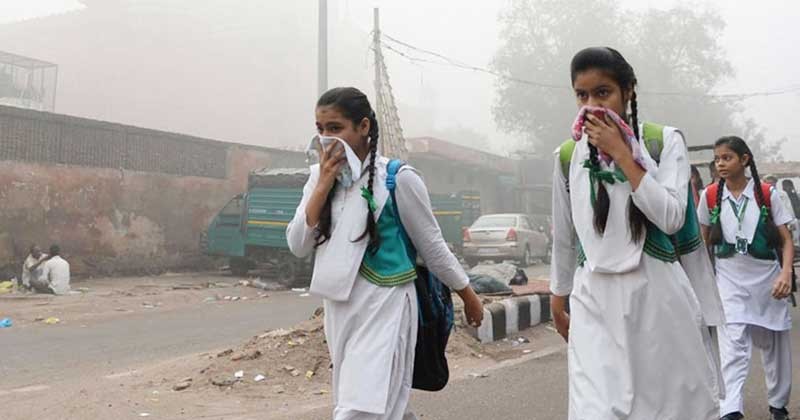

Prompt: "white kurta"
[551,129,719,420]
[697,180,794,416]
[287,156,468,419]
[697,180,793,331]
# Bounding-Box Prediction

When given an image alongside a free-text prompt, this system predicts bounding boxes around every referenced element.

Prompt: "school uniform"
[697,180,794,416]
[287,155,468,420]
[551,126,720,420]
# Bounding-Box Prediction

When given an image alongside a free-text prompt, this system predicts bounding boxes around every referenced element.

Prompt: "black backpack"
[386,159,454,391]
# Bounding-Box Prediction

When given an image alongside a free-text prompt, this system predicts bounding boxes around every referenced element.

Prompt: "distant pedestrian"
[31,245,71,295]
[710,159,721,186]
[698,137,794,420]
[21,245,47,291]
[692,165,705,208]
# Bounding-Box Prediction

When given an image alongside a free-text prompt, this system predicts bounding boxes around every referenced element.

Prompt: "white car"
[462,213,550,267]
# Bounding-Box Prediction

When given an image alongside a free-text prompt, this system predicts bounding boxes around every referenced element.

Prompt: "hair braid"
[588,143,611,234]
[748,158,781,249]
[630,91,640,141]
[356,111,381,252]
[708,178,726,245]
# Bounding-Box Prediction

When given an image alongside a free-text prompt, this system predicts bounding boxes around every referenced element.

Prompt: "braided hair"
[570,47,647,240]
[708,136,781,249]
[313,87,381,252]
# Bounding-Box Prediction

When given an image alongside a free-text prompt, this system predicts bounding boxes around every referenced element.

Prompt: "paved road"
[297,306,800,420]
[0,291,322,390]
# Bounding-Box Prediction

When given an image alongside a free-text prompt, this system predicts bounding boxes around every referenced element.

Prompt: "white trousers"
[331,292,417,420]
[718,323,792,416]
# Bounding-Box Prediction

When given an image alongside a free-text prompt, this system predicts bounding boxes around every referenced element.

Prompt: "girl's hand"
[316,142,346,194]
[584,113,630,162]
[553,310,570,342]
[457,286,484,328]
[550,294,570,342]
[772,270,793,299]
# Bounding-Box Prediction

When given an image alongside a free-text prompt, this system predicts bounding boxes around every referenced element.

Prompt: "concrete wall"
[0,106,530,277]
[0,105,305,276]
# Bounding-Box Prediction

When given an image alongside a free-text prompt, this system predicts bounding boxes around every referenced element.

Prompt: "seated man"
[21,245,48,291]
[31,245,71,295]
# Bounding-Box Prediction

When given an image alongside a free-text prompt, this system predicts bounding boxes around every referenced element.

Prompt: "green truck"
[203,168,481,284]
[203,168,312,286]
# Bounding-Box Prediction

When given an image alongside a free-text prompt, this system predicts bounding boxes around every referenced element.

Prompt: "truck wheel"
[230,257,249,277]
[277,259,301,287]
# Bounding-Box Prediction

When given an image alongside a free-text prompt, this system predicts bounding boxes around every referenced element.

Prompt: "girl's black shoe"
[770,406,790,420]
[720,412,743,420]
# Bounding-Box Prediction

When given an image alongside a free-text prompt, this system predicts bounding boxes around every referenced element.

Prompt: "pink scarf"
[571,106,645,168]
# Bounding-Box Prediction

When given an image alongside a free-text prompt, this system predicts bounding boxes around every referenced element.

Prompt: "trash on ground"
[469,372,489,379]
[469,263,518,285]
[250,279,280,291]
[254,374,266,382]
[43,317,61,325]
[468,273,512,294]
[0,281,14,294]
[509,268,529,286]
[262,328,293,339]
[172,381,191,391]
[0,317,12,328]
[291,288,307,293]
[299,293,310,297]
[231,349,262,361]
[211,377,237,387]
[234,370,244,378]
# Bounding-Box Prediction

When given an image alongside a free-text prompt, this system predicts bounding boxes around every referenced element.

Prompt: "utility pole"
[318,0,328,96]
[371,7,408,159]
[373,7,384,155]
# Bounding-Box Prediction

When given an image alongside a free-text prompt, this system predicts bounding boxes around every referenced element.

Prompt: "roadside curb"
[467,294,551,343]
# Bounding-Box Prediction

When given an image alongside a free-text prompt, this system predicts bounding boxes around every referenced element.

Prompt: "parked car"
[462,213,550,267]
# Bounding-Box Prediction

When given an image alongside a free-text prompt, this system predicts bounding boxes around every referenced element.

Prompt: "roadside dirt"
[0,272,282,329]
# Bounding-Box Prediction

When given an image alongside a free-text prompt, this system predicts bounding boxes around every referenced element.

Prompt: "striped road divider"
[467,294,551,343]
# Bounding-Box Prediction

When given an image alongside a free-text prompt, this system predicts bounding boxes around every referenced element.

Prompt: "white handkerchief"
[306,135,362,187]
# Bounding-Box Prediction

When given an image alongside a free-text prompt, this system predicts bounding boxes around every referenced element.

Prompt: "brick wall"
[0,106,305,276]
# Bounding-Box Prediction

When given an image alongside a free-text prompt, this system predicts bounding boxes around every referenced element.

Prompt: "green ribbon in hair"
[361,186,377,212]
[710,206,721,225]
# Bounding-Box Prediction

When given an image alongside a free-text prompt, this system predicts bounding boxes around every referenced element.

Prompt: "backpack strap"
[386,159,415,258]
[757,182,773,209]
[706,183,719,211]
[706,181,772,212]
[386,159,405,194]
[642,122,665,163]
[558,139,575,180]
